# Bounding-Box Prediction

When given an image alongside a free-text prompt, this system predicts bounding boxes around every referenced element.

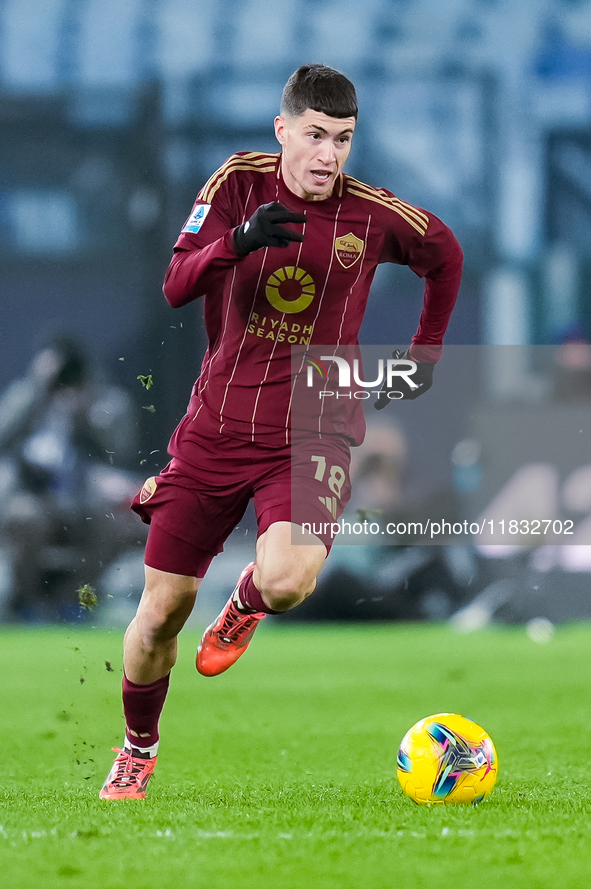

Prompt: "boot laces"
[109,748,148,785]
[217,602,261,644]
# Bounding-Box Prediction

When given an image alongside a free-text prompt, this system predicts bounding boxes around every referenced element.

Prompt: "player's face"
[274,109,356,201]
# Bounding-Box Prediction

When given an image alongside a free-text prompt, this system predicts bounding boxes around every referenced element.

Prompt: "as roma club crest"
[139,476,158,505]
[334,232,364,269]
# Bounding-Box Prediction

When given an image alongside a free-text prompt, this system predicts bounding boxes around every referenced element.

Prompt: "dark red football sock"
[236,569,281,615]
[122,673,170,750]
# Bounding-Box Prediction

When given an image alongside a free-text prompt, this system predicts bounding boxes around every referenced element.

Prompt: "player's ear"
[274,116,287,147]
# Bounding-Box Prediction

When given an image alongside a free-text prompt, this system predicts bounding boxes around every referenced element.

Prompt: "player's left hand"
[373,348,434,409]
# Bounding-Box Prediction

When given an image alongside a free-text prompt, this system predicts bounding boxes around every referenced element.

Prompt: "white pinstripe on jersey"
[198,183,255,408]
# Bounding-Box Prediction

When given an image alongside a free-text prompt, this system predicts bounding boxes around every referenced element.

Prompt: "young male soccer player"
[100,64,463,799]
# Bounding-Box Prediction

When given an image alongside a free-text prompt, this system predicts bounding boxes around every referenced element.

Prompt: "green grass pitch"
[2,621,591,889]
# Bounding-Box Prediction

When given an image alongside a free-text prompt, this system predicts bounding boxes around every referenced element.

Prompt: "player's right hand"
[233,202,306,256]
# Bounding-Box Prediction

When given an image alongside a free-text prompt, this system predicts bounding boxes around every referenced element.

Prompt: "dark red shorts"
[131,406,351,578]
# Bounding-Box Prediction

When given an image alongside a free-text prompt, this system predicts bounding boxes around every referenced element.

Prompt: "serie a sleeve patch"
[182,203,211,234]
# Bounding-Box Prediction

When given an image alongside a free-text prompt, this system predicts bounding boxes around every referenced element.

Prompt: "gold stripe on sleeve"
[199,153,279,203]
[346,176,429,225]
[346,177,429,235]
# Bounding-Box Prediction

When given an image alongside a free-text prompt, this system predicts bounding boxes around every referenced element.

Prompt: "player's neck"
[279,157,336,203]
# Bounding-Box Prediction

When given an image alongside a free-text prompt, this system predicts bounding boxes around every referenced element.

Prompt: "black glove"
[374,348,434,409]
[233,202,306,256]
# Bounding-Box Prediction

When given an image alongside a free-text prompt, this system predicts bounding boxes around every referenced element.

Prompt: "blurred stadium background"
[2,0,591,626]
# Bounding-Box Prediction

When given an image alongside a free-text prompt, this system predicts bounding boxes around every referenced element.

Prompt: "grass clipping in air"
[77,584,98,610]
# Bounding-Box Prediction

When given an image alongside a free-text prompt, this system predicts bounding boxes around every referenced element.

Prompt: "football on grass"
[397,713,498,804]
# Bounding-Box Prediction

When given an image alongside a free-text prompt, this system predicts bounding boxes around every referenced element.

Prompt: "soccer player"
[100,64,463,799]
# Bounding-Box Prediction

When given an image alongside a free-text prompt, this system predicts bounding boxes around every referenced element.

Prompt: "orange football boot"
[196,562,266,676]
[99,747,157,800]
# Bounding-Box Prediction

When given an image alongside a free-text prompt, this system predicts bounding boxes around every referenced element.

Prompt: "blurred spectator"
[0,336,144,621]
[348,420,407,517]
[286,417,476,622]
[552,327,591,402]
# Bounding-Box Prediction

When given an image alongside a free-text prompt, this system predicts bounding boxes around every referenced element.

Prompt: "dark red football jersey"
[163,151,463,446]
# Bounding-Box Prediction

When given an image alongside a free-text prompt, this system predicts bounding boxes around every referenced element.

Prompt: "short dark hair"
[281,64,358,120]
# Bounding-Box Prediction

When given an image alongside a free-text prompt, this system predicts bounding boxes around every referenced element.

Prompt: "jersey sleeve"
[379,199,463,363]
[163,157,244,308]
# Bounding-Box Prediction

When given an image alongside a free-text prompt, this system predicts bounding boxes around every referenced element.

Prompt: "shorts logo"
[139,477,158,505]
[334,233,364,268]
[182,203,211,234]
[318,495,338,518]
[266,266,315,314]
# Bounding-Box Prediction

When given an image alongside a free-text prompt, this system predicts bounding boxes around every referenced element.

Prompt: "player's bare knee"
[136,591,195,649]
[149,613,180,645]
[258,571,314,612]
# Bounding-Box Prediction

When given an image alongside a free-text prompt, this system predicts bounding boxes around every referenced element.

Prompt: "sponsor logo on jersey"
[334,232,364,268]
[182,203,211,234]
[139,476,158,505]
[247,312,313,345]
[265,266,315,314]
